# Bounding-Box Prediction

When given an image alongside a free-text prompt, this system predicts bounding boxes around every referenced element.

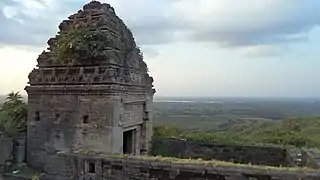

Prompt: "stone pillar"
[14,136,26,164]
[111,100,123,154]
[131,130,136,154]
[135,125,141,155]
[142,91,154,155]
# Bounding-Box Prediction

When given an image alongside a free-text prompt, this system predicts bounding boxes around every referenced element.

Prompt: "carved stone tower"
[25,1,155,170]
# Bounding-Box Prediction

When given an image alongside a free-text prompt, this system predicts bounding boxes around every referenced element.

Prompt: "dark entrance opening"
[88,162,95,173]
[123,129,135,154]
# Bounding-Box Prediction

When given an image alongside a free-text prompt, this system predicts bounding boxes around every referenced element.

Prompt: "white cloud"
[0,0,320,57]
[237,45,290,57]
[1,0,320,97]
[169,0,320,46]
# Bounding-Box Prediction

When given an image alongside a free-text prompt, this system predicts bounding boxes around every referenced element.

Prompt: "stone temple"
[25,1,155,170]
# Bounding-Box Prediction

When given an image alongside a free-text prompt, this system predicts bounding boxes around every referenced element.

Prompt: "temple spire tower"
[25,1,155,169]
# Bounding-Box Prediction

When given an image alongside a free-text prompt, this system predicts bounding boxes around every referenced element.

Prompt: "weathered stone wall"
[27,94,114,169]
[25,1,155,171]
[14,137,26,164]
[43,152,320,180]
[26,92,153,170]
[0,138,13,166]
[153,139,291,167]
[0,136,26,168]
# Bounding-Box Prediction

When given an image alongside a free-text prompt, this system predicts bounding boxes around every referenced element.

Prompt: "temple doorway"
[123,129,136,154]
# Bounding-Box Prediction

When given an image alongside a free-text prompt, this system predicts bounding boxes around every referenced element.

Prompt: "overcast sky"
[0,0,320,97]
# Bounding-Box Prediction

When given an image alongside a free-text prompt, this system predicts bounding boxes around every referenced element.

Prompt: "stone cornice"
[25,84,153,95]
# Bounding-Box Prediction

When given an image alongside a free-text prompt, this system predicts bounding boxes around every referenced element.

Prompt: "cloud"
[170,0,320,46]
[0,0,320,53]
[0,0,84,46]
[140,46,160,58]
[237,45,291,57]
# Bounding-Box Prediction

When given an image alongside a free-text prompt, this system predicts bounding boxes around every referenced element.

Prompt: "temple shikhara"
[2,1,320,180]
[25,1,155,170]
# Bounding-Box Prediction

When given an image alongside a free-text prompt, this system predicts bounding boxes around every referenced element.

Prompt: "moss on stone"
[70,149,318,173]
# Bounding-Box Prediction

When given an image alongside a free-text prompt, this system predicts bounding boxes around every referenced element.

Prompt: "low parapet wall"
[43,151,320,180]
[152,138,293,167]
[302,149,320,169]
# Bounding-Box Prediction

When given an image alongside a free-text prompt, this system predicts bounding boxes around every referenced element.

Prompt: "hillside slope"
[154,117,320,148]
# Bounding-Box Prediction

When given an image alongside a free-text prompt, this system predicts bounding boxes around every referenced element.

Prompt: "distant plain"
[3,95,319,131]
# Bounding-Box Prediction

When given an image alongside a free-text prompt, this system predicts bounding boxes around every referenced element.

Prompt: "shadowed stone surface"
[24,0,155,170]
[153,139,295,167]
[0,138,13,166]
[42,152,320,180]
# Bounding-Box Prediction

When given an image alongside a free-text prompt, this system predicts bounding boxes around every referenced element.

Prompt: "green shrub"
[0,91,27,137]
[152,117,320,149]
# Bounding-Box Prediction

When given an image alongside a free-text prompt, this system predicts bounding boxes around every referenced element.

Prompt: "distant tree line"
[151,116,320,154]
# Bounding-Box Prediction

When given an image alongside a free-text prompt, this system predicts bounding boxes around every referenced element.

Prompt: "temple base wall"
[26,91,153,170]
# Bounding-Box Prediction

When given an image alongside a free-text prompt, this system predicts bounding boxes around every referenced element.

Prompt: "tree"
[0,91,27,137]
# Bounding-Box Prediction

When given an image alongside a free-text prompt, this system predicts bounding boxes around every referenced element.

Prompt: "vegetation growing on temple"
[52,28,116,65]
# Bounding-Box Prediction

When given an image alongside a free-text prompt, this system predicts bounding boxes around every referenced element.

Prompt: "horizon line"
[1,94,320,99]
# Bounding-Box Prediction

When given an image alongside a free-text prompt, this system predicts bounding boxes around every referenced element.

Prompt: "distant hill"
[154,117,320,148]
[153,97,320,130]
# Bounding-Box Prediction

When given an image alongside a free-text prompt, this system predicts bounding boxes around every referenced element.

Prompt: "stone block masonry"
[43,151,320,180]
[0,138,13,166]
[0,136,26,167]
[153,139,295,167]
[24,0,155,170]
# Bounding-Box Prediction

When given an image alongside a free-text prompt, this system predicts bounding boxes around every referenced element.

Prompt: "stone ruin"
[0,1,319,180]
[24,0,155,170]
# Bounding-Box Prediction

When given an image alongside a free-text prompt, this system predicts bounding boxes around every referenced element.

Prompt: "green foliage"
[151,126,182,156]
[31,174,39,180]
[0,113,21,138]
[153,125,182,138]
[153,99,320,131]
[153,117,320,149]
[52,28,116,65]
[0,91,27,137]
